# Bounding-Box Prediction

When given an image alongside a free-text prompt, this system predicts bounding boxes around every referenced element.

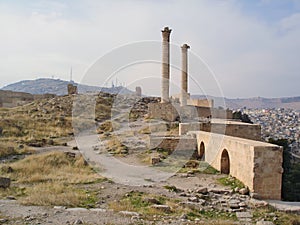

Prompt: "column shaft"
[161,27,172,103]
[180,44,190,106]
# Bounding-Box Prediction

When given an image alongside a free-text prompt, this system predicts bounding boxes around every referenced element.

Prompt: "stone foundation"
[180,121,262,141]
[149,136,197,152]
[191,131,283,200]
[148,102,233,122]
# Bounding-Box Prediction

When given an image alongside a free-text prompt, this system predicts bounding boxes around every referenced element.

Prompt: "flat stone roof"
[190,130,279,148]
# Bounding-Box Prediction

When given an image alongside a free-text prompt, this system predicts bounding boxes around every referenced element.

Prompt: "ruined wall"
[67,84,78,95]
[148,102,232,122]
[191,131,283,200]
[187,99,214,108]
[180,121,262,141]
[0,90,34,108]
[0,90,56,108]
[148,102,179,121]
[253,147,283,200]
[149,136,197,152]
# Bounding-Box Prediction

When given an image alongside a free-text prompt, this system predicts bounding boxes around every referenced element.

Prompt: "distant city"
[240,108,300,154]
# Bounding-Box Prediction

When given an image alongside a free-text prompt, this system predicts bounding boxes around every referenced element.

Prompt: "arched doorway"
[198,142,205,161]
[221,149,230,174]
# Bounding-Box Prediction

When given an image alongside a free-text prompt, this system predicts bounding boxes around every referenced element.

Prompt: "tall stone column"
[180,44,190,106]
[161,27,172,103]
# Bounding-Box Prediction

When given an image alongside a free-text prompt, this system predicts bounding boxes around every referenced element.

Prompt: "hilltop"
[1,78,133,96]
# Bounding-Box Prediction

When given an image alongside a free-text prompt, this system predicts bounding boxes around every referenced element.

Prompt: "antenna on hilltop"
[70,67,73,82]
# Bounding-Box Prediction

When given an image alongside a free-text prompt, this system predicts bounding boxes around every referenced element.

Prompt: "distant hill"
[191,95,300,111]
[1,78,133,95]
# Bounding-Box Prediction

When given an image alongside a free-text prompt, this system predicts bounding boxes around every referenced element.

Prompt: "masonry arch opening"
[199,141,205,161]
[221,149,230,174]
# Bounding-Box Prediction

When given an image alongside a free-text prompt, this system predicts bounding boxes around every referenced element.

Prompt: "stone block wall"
[180,122,261,141]
[187,98,214,108]
[0,90,57,108]
[191,131,283,200]
[253,146,283,200]
[148,103,233,122]
[68,84,78,95]
[148,102,179,121]
[149,136,197,152]
[0,90,34,108]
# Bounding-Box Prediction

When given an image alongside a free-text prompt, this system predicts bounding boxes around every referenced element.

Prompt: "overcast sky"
[0,0,299,98]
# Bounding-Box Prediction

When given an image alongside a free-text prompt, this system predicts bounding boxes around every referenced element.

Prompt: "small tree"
[233,111,253,124]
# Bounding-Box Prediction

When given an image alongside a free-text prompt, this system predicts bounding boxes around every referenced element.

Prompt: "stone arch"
[198,141,205,160]
[220,149,230,174]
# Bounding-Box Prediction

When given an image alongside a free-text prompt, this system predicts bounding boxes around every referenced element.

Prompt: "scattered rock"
[6,196,16,200]
[236,211,253,219]
[0,177,11,188]
[65,152,76,159]
[66,208,88,212]
[47,139,54,145]
[188,197,199,203]
[195,187,208,194]
[151,205,172,213]
[249,199,268,208]
[179,214,188,220]
[90,208,106,212]
[119,211,139,217]
[256,220,275,225]
[228,200,240,209]
[151,157,160,165]
[53,206,66,210]
[1,166,13,173]
[73,219,83,224]
[239,187,249,195]
[0,218,8,223]
[143,198,161,204]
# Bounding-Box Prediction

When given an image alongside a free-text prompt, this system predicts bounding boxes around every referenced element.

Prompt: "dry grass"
[0,151,103,207]
[8,151,99,184]
[253,206,300,225]
[108,191,174,215]
[20,182,86,206]
[106,136,128,155]
[0,141,34,158]
[97,120,121,134]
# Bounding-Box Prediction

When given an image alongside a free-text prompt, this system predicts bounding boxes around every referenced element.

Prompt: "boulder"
[0,177,11,188]
[151,157,160,165]
[195,187,208,194]
[256,220,275,225]
[239,187,249,195]
[151,204,172,213]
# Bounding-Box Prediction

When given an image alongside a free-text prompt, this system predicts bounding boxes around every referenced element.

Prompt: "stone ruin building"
[67,83,78,95]
[149,27,283,200]
[0,90,55,108]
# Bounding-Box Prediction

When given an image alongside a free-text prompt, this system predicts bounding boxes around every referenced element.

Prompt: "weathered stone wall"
[253,147,283,200]
[187,99,214,108]
[149,136,197,152]
[180,121,262,141]
[148,102,179,121]
[0,90,56,108]
[148,103,233,122]
[67,84,78,95]
[0,90,34,108]
[191,131,283,200]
